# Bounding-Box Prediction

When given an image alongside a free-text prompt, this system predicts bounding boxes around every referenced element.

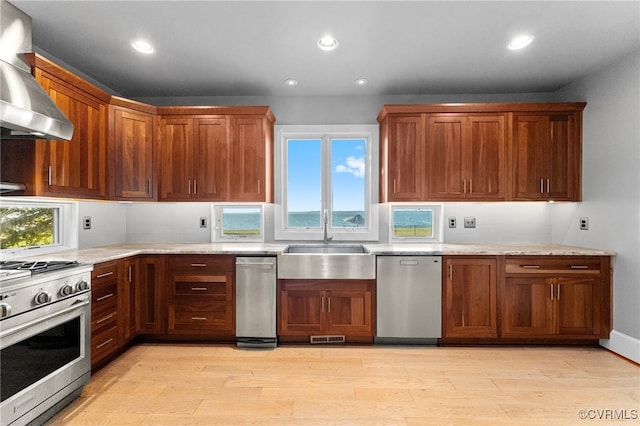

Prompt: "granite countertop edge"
[17,242,616,266]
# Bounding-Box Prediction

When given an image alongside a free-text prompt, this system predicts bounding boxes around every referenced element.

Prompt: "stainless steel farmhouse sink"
[277,245,375,279]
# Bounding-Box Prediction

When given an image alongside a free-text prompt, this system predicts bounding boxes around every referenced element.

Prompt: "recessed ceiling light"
[508,34,534,50]
[131,39,154,54]
[318,35,338,51]
[355,78,368,86]
[284,78,298,87]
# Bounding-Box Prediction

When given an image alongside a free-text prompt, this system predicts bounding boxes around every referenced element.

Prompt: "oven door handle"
[0,299,90,338]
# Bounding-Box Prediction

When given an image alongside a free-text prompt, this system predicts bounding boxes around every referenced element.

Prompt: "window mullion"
[321,135,332,228]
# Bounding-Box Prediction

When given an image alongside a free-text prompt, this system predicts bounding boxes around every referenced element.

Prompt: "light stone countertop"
[17,242,615,266]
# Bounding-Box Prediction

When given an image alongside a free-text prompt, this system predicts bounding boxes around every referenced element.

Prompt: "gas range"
[0,260,93,320]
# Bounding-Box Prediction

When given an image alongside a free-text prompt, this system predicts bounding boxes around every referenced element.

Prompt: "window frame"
[274,124,379,242]
[211,203,266,242]
[0,197,78,259]
[388,203,445,243]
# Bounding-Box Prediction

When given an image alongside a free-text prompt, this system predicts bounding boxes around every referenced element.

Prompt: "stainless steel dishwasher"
[375,256,442,344]
[235,257,277,349]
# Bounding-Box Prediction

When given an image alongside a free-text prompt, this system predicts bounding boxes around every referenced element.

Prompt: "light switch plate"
[464,217,476,228]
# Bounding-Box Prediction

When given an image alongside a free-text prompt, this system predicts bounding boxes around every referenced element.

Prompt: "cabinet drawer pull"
[327,296,331,313]
[550,283,554,300]
[148,179,152,194]
[469,179,473,194]
[557,284,561,300]
[191,316,207,321]
[190,263,207,267]
[521,265,540,269]
[96,293,114,302]
[96,313,114,324]
[95,338,114,350]
[191,287,208,291]
[463,179,467,194]
[570,265,589,269]
[96,271,114,278]
[47,166,52,185]
[194,180,197,194]
[540,178,544,194]
[546,178,550,194]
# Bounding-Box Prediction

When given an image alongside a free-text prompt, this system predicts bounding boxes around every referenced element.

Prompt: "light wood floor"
[47,344,639,425]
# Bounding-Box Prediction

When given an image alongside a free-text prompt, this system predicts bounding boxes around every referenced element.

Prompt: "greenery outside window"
[0,198,77,258]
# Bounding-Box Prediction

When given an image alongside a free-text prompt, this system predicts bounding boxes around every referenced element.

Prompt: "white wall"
[125,202,213,243]
[77,201,126,248]
[553,49,640,362]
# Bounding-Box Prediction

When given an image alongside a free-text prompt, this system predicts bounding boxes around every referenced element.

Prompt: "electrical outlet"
[200,217,207,228]
[464,217,476,228]
[82,216,91,230]
[449,217,457,228]
[579,217,589,230]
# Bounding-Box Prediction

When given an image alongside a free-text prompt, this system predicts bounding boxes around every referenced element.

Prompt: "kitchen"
[0,1,639,425]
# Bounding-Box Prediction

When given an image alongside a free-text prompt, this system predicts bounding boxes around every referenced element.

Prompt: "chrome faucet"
[323,209,333,244]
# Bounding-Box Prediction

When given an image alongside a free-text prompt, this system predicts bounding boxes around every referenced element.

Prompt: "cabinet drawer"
[505,257,601,275]
[92,282,117,312]
[92,262,119,286]
[168,255,234,274]
[91,325,119,363]
[173,278,230,299]
[92,308,118,334]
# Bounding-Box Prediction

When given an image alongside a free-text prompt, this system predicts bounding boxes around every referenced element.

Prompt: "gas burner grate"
[0,260,80,274]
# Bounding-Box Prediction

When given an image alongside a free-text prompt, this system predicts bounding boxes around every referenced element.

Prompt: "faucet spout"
[323,209,333,244]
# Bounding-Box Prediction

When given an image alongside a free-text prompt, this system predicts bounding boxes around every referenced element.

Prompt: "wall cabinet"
[501,256,610,339]
[442,257,498,338]
[511,111,582,201]
[1,54,110,199]
[166,255,235,337]
[90,261,121,368]
[278,279,375,343]
[427,114,506,200]
[378,103,584,202]
[158,107,274,202]
[109,97,157,200]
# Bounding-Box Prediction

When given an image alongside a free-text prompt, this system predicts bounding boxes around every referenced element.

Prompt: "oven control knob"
[0,303,11,319]
[60,284,75,296]
[34,291,52,305]
[76,280,89,291]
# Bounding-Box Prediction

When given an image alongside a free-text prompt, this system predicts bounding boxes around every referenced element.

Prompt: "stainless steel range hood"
[0,0,73,140]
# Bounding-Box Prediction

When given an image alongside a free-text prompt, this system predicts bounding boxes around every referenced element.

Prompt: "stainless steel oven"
[0,262,92,426]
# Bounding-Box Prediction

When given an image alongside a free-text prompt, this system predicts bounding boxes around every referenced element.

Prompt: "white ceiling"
[10,0,640,98]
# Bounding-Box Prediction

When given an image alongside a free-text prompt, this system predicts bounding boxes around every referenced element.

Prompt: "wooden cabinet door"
[194,118,229,200]
[512,115,548,200]
[138,256,165,334]
[427,114,466,199]
[279,287,324,335]
[121,257,139,342]
[230,117,267,201]
[502,277,555,337]
[387,115,425,201]
[36,70,107,198]
[557,277,600,336]
[443,257,497,338]
[111,107,156,200]
[512,113,577,201]
[546,115,574,200]
[326,289,373,336]
[159,118,194,200]
[466,115,506,200]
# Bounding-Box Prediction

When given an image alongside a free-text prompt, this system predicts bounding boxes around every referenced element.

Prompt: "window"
[274,125,378,241]
[389,204,444,242]
[0,198,78,258]
[212,204,265,241]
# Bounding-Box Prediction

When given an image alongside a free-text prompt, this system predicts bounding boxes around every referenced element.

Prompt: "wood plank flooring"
[47,344,639,425]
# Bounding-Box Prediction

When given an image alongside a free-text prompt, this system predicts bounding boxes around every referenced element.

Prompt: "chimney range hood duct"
[0,0,73,140]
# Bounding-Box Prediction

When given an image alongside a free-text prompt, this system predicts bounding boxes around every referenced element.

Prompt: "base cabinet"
[138,255,165,335]
[501,256,610,340]
[90,261,121,368]
[442,257,498,338]
[278,280,375,343]
[167,255,235,338]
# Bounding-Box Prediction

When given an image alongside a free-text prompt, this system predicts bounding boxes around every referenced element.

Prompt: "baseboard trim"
[600,330,640,364]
